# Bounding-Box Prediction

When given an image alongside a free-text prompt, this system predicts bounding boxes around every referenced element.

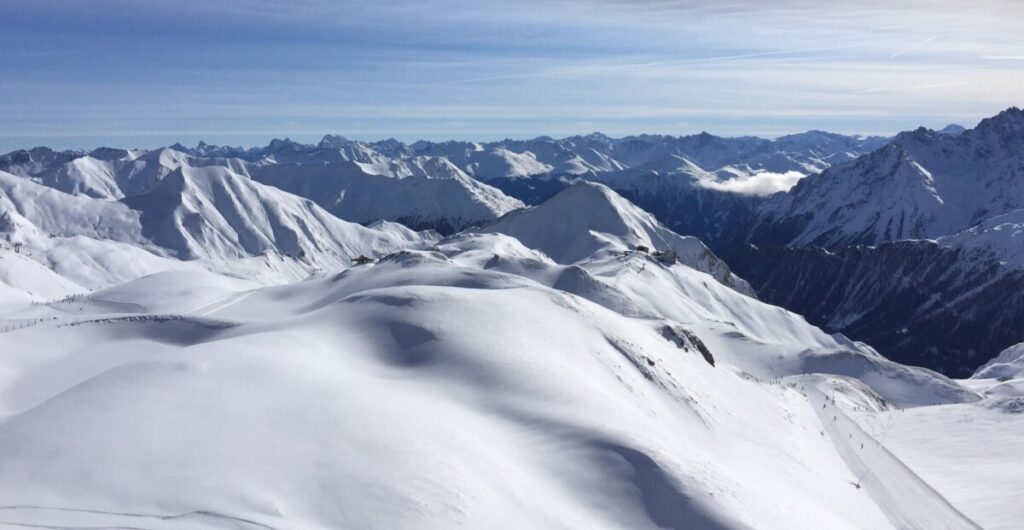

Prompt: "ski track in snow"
[0,505,277,530]
[807,390,980,530]
[188,290,256,317]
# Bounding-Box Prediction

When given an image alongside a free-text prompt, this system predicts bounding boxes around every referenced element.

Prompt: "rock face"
[730,241,1024,377]
[661,325,715,366]
[715,108,1024,376]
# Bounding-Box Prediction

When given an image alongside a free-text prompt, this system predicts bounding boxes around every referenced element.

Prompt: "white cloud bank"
[699,171,807,196]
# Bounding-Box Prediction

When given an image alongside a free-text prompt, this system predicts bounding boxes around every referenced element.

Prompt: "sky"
[1,0,1023,151]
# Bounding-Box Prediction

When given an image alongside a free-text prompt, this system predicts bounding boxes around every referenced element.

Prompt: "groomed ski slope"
[806,387,979,530]
[859,400,1024,529]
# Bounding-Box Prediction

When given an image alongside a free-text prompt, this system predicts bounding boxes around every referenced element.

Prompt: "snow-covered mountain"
[753,108,1024,248]
[3,113,1019,380]
[1,222,1003,529]
[936,208,1024,268]
[0,146,249,200]
[973,342,1024,381]
[248,157,523,233]
[159,128,887,204]
[715,108,1024,377]
[1,142,524,236]
[482,181,754,295]
[0,167,423,290]
[0,128,888,253]
[4,120,1023,528]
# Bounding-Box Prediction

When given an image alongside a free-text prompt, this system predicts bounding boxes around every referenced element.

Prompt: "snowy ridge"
[482,181,754,295]
[755,108,1024,248]
[1,144,524,237]
[937,209,1024,269]
[2,119,1023,529]
[973,343,1024,381]
[0,229,993,529]
[248,157,523,233]
[0,168,425,288]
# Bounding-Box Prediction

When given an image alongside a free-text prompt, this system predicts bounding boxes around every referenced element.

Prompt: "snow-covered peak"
[973,106,1024,136]
[973,342,1024,380]
[938,123,967,135]
[249,159,524,233]
[483,181,753,294]
[318,134,350,149]
[938,209,1024,268]
[755,106,1024,248]
[127,165,422,262]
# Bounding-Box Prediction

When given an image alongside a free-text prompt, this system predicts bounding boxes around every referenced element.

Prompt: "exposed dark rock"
[729,242,1024,377]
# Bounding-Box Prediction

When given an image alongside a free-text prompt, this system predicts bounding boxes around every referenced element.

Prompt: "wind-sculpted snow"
[1,233,989,529]
[2,120,1022,528]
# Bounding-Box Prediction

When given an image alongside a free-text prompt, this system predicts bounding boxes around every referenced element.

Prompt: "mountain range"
[2,112,1024,528]
[3,109,1024,376]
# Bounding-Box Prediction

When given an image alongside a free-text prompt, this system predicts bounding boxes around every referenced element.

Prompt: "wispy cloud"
[859,82,970,94]
[889,35,938,59]
[435,46,857,86]
[2,0,1023,151]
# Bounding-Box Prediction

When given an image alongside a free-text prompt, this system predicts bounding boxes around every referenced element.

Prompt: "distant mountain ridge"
[732,107,1024,376]
[4,110,1023,376]
[751,107,1024,249]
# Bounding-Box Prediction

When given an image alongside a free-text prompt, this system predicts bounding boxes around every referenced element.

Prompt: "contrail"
[890,35,937,59]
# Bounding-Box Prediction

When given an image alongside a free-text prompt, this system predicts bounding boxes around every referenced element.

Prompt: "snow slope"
[805,387,979,530]
[0,199,1001,529]
[856,403,1024,530]
[975,343,1024,379]
[2,239,962,530]
[937,209,1024,269]
[2,127,1017,529]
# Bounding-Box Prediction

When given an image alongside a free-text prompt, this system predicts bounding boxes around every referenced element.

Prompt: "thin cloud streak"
[2,0,1023,150]
[889,35,938,59]
[433,45,860,86]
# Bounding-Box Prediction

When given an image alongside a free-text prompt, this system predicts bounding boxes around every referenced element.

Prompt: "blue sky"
[2,0,1023,151]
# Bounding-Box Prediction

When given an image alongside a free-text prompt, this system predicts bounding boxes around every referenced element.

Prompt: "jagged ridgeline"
[2,111,1023,530]
[3,109,1023,375]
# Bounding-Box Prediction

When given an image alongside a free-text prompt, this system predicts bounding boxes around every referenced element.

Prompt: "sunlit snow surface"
[0,229,1012,529]
[0,147,1020,528]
